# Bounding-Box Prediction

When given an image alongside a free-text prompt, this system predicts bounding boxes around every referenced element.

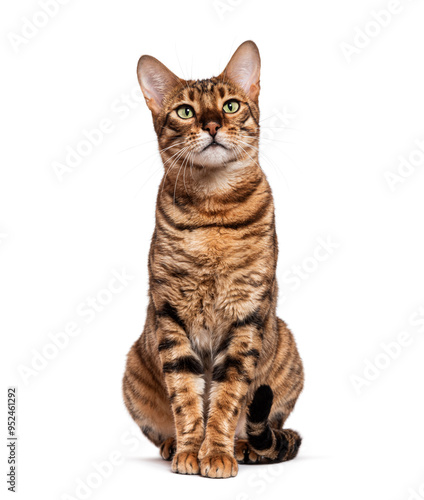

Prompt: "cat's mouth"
[203,140,227,151]
[194,137,236,167]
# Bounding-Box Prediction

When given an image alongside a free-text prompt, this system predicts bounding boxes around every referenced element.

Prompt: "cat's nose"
[204,122,221,138]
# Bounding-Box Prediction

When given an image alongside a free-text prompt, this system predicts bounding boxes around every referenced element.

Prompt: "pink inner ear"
[223,42,261,99]
[143,72,168,107]
[226,62,260,98]
[137,56,182,114]
[239,62,259,92]
[139,69,172,113]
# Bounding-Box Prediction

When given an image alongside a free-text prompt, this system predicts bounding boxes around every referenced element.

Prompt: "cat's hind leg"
[244,319,304,463]
[123,340,175,452]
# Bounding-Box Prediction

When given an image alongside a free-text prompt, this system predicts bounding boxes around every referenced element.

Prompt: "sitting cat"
[123,41,304,479]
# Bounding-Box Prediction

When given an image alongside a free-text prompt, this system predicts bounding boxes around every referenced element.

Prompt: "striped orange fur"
[122,41,304,479]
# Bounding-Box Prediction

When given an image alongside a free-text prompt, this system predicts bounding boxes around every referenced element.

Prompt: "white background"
[2,0,424,499]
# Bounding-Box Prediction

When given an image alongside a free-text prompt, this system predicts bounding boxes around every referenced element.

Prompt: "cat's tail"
[246,385,302,462]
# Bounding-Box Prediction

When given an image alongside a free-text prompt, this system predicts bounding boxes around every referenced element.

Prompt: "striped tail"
[246,385,302,462]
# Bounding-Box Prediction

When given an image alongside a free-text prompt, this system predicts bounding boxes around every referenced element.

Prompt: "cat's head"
[136,41,261,171]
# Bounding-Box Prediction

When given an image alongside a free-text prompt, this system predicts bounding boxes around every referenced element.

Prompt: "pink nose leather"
[204,122,221,137]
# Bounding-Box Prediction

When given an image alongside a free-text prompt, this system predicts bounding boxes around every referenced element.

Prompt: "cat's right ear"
[137,56,182,115]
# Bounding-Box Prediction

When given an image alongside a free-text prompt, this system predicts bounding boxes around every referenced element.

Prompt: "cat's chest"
[182,228,242,269]
[177,234,235,318]
[177,233,255,340]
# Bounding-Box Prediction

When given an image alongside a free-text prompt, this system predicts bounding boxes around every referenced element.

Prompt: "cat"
[122,41,304,479]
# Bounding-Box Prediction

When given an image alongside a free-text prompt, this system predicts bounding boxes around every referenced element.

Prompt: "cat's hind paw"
[234,439,262,464]
[159,437,176,461]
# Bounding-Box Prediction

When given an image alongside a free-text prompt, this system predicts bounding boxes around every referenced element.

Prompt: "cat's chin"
[192,145,237,168]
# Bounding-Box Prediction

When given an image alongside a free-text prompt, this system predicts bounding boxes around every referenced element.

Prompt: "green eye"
[176,105,194,119]
[223,100,240,114]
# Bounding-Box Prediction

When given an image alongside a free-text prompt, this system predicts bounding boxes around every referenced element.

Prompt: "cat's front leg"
[198,322,262,478]
[156,310,205,475]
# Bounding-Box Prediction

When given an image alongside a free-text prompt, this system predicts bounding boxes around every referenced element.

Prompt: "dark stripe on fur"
[248,385,273,423]
[157,302,185,329]
[247,385,302,462]
[158,338,179,351]
[212,356,246,382]
[248,427,273,451]
[162,356,203,375]
[234,309,263,329]
[158,196,271,231]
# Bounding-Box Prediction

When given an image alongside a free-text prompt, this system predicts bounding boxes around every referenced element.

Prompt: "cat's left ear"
[220,41,261,101]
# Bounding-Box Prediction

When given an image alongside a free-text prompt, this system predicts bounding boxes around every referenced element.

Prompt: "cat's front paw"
[199,453,238,478]
[171,451,199,475]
